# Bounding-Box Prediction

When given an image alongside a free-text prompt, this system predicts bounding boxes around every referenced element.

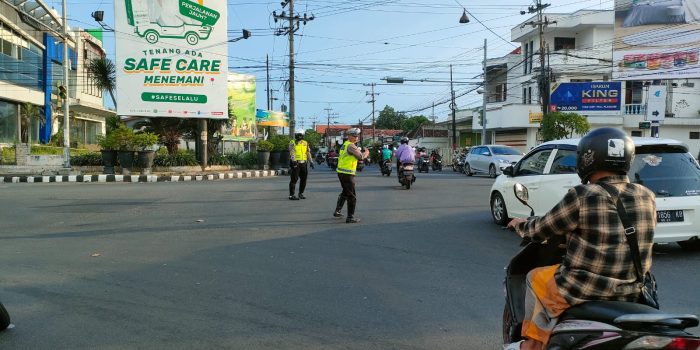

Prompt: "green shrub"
[239,152,257,168]
[269,135,291,151]
[208,152,230,166]
[29,145,90,156]
[133,132,159,151]
[256,140,274,152]
[1,145,15,165]
[71,152,103,166]
[153,150,198,166]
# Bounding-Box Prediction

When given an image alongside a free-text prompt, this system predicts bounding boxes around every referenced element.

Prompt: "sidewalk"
[1,169,289,184]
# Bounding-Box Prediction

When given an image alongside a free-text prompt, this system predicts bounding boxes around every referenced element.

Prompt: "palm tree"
[20,103,43,144]
[87,57,117,108]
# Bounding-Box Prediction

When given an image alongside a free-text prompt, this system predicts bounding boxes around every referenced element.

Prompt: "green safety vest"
[290,140,308,161]
[336,141,357,175]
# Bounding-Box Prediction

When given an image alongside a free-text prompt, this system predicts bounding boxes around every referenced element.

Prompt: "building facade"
[0,0,113,148]
[478,9,700,156]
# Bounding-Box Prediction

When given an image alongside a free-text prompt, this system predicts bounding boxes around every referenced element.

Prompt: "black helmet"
[400,137,409,144]
[576,127,634,184]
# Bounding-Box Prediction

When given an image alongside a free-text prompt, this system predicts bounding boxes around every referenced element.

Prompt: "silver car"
[464,145,524,178]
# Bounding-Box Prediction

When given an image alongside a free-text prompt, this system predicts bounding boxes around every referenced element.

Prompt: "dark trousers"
[289,162,308,196]
[335,173,356,218]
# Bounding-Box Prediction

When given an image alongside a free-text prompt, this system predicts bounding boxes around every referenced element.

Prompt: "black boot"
[346,199,357,222]
[334,196,345,217]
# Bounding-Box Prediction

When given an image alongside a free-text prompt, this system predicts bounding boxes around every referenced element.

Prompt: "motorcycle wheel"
[405,181,411,189]
[0,302,10,331]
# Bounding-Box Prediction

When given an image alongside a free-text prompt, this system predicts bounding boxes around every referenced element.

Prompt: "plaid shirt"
[515,175,656,305]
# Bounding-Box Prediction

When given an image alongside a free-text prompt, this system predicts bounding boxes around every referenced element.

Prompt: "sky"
[55,0,613,129]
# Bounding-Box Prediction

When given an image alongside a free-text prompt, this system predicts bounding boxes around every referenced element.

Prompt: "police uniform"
[334,138,364,223]
[289,138,313,199]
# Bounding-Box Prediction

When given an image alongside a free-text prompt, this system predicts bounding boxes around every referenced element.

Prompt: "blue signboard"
[549,82,622,115]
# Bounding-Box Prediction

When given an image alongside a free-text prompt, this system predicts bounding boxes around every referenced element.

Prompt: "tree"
[403,115,431,133]
[540,112,590,141]
[304,129,322,150]
[134,117,187,154]
[87,57,117,108]
[375,105,405,130]
[20,103,43,143]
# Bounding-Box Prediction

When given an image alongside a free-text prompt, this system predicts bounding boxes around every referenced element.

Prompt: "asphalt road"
[0,164,698,349]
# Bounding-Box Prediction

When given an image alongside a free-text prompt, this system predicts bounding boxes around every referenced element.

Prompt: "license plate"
[657,210,684,223]
[403,166,413,171]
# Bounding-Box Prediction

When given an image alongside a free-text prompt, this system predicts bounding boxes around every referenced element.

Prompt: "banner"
[115,0,228,118]
[646,85,667,121]
[256,109,289,127]
[223,72,256,141]
[613,0,700,80]
[549,82,621,115]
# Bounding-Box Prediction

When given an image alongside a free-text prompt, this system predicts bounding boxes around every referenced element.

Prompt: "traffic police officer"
[333,128,369,223]
[289,129,314,200]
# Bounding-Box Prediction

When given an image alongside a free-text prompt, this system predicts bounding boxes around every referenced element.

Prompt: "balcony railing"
[624,104,646,115]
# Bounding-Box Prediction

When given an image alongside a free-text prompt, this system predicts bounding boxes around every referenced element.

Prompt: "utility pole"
[324,107,338,148]
[62,0,71,168]
[364,83,378,143]
[266,55,271,110]
[449,64,457,150]
[522,0,556,117]
[481,38,487,145]
[273,2,314,137]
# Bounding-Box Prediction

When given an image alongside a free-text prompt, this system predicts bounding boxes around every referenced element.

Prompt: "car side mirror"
[502,165,514,177]
[513,183,535,217]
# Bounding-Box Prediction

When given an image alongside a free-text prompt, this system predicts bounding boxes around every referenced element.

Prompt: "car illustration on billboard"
[124,0,219,45]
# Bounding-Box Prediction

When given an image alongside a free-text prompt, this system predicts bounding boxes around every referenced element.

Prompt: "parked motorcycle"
[399,162,416,189]
[503,183,700,350]
[380,159,392,176]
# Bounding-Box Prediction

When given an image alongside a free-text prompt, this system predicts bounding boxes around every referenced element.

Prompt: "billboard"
[223,72,256,141]
[256,109,289,127]
[115,0,228,118]
[549,82,622,115]
[613,0,700,80]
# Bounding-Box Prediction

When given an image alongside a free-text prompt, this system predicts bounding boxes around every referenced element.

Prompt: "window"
[0,100,19,143]
[570,79,593,82]
[493,83,506,102]
[690,132,699,140]
[522,87,527,104]
[631,131,642,137]
[528,40,534,73]
[554,37,576,51]
[516,149,552,176]
[527,87,533,104]
[523,43,529,74]
[1,39,11,56]
[549,149,577,174]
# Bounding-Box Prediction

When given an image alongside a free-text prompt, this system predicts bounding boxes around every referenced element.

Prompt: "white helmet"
[294,128,305,140]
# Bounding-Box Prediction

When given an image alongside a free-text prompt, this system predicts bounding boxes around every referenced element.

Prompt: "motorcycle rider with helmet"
[395,137,415,180]
[504,128,656,350]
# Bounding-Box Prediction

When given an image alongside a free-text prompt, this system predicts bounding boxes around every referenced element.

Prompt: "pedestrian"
[288,128,314,200]
[333,128,370,223]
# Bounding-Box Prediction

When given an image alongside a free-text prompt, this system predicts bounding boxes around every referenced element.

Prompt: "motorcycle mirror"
[513,183,535,217]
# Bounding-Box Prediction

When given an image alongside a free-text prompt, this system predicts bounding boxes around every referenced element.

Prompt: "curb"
[1,169,289,184]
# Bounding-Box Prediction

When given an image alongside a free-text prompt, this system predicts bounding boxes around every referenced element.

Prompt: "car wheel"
[144,31,159,44]
[464,163,473,176]
[185,32,199,45]
[489,164,497,178]
[677,238,700,251]
[491,192,509,226]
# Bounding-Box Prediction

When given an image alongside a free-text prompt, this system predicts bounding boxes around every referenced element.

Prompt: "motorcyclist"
[381,145,392,167]
[430,149,441,169]
[395,137,415,179]
[504,128,656,350]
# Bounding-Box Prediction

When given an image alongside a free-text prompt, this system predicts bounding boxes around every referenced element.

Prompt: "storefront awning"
[69,103,116,118]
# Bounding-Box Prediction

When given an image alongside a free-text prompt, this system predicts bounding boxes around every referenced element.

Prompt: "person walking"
[333,128,369,223]
[288,129,314,200]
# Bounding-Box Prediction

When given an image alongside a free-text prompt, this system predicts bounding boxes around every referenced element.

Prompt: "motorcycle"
[327,155,338,170]
[417,155,430,173]
[431,156,442,171]
[357,159,365,172]
[380,159,392,176]
[315,152,326,165]
[399,162,416,189]
[452,153,465,173]
[503,183,700,350]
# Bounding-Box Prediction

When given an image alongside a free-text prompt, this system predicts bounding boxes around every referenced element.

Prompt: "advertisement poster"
[646,85,667,121]
[256,109,289,127]
[115,0,228,118]
[613,0,700,80]
[549,82,621,115]
[223,72,256,141]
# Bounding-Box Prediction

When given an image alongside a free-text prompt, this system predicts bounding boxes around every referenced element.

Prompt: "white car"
[489,137,700,250]
[464,145,524,178]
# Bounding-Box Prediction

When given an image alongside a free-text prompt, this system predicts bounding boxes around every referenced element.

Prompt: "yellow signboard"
[528,111,543,124]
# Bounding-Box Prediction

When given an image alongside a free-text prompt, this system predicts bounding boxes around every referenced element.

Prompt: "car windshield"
[491,147,521,156]
[629,148,700,197]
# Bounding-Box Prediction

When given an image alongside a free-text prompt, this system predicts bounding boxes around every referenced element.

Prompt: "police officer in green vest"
[333,128,370,223]
[288,129,314,200]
